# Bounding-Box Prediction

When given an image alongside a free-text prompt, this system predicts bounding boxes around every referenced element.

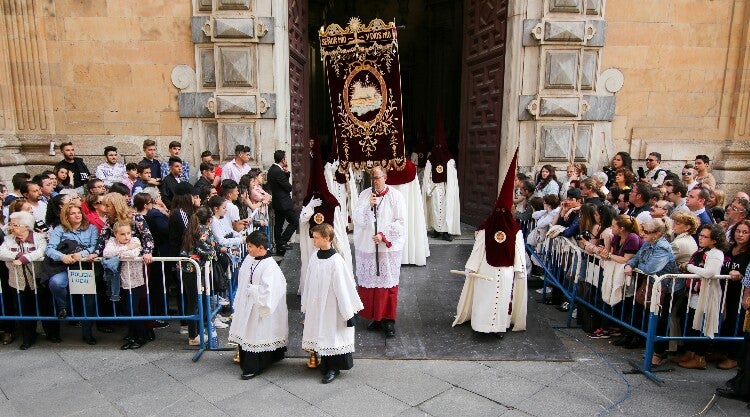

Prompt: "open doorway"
[306,0,464,167]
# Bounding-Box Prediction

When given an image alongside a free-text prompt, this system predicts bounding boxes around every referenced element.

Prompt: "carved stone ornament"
[171,65,195,91]
[531,20,596,45]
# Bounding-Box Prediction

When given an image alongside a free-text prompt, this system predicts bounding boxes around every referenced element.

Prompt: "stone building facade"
[0,0,748,220]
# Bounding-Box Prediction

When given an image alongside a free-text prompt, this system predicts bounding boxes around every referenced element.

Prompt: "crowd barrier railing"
[0,256,210,361]
[528,236,745,384]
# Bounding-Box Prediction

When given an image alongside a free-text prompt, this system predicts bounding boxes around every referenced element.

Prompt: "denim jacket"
[626,237,680,290]
[45,224,99,261]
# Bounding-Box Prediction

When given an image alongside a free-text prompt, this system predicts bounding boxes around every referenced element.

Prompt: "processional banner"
[319,18,406,172]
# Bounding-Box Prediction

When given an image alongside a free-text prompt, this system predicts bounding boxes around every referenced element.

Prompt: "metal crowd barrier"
[528,236,745,384]
[0,256,210,361]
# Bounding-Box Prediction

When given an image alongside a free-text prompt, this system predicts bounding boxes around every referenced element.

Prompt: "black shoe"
[45,335,62,343]
[57,308,68,320]
[610,334,631,347]
[383,321,396,338]
[128,339,145,350]
[97,325,114,334]
[147,329,156,342]
[19,342,32,350]
[715,387,743,400]
[321,370,339,384]
[494,332,505,340]
[83,336,97,346]
[624,336,645,350]
[153,320,169,329]
[430,230,441,238]
[241,371,260,380]
[442,233,454,242]
[367,321,382,331]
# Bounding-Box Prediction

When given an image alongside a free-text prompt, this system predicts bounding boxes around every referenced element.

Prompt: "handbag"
[634,280,652,306]
[38,239,88,284]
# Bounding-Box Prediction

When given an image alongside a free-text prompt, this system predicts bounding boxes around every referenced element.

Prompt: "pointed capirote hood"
[477,150,521,267]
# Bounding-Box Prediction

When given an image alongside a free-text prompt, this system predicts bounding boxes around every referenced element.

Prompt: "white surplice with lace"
[352,186,406,288]
[228,256,288,352]
[301,251,363,355]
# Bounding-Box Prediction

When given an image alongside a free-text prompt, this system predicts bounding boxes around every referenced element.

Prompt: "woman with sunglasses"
[673,224,730,370]
[624,218,678,366]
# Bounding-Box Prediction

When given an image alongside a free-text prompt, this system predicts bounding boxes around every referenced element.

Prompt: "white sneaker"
[213,318,229,329]
[218,296,230,306]
[180,325,189,335]
[535,286,553,294]
[188,336,200,346]
[215,314,231,323]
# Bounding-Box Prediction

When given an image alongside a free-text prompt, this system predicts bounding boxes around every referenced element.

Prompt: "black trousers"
[239,346,286,374]
[273,207,298,248]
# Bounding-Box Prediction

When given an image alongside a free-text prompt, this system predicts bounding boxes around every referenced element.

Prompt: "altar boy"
[301,223,363,383]
[228,231,288,379]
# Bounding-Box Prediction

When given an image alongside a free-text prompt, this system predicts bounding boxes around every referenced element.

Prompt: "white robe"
[389,178,430,266]
[353,186,406,288]
[228,256,288,352]
[423,159,461,235]
[324,160,358,230]
[298,203,353,294]
[301,251,364,356]
[453,230,528,333]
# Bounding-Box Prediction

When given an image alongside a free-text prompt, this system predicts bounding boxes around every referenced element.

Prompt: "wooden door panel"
[288,0,309,209]
[459,0,508,226]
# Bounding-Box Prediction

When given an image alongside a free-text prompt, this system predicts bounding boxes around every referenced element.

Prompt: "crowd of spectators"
[0,140,281,351]
[515,151,750,401]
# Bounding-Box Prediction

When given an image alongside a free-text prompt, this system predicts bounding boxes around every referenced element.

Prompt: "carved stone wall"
[516,0,620,178]
[174,0,281,172]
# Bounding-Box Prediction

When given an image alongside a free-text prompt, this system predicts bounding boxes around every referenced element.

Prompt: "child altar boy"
[301,223,363,383]
[228,231,288,379]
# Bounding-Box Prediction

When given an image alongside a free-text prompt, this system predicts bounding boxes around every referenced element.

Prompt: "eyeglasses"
[646,158,657,162]
[727,205,746,213]
[7,224,23,229]
[681,172,693,175]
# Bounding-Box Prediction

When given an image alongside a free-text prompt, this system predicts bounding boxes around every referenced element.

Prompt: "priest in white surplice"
[453,151,527,337]
[299,135,353,295]
[386,160,430,266]
[228,230,288,379]
[353,165,406,338]
[423,112,461,241]
[302,223,363,384]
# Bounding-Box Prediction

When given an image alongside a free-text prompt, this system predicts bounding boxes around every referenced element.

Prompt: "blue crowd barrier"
[528,236,745,384]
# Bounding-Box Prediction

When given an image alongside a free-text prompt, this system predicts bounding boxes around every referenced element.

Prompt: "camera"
[252,220,262,228]
[637,166,646,179]
[576,231,592,241]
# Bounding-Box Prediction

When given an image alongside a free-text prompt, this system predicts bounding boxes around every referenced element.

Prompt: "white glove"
[308,197,322,209]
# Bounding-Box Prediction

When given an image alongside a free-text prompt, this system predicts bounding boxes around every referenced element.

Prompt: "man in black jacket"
[160,157,183,208]
[55,141,91,191]
[267,150,297,255]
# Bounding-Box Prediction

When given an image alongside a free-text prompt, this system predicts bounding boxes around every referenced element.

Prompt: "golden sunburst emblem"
[313,213,325,225]
[494,231,507,243]
[435,165,444,174]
